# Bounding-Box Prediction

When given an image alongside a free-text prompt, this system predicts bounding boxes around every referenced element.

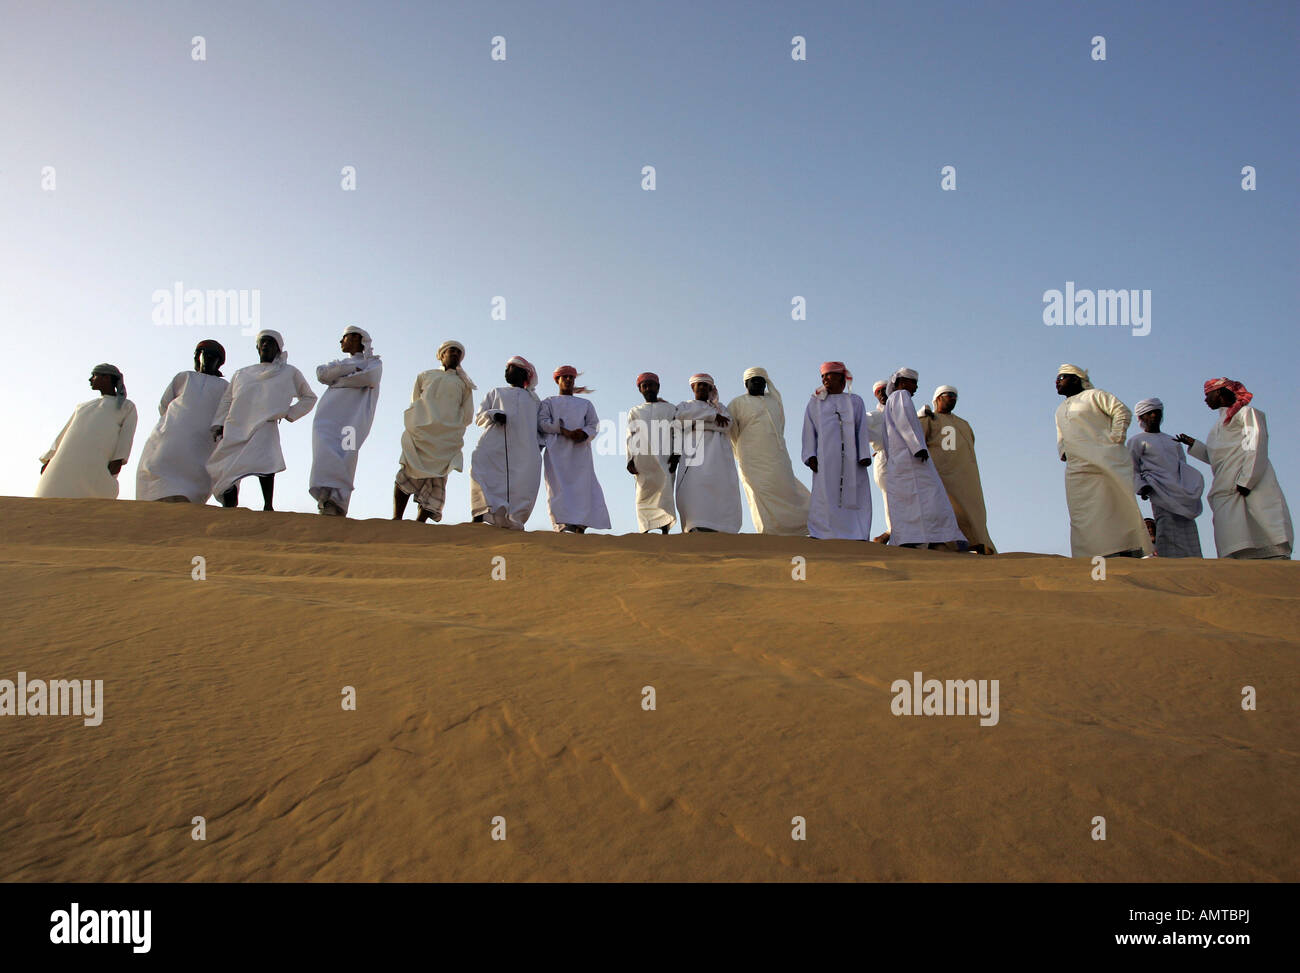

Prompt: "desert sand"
[0,495,1295,882]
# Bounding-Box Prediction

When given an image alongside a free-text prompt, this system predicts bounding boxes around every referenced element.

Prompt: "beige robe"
[920,409,996,553]
[727,392,810,535]
[398,369,474,479]
[1055,388,1152,558]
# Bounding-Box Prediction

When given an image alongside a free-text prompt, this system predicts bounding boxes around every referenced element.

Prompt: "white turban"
[437,340,475,390]
[1134,397,1163,417]
[255,329,288,372]
[886,367,919,397]
[343,325,376,359]
[933,385,957,402]
[1057,363,1093,389]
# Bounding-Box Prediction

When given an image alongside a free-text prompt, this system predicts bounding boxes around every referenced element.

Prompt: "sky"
[2,0,1295,553]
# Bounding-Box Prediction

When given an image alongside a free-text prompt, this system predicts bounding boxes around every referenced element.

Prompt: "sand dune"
[0,496,1294,881]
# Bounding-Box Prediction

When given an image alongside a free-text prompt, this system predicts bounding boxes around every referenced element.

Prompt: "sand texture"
[1,497,1295,881]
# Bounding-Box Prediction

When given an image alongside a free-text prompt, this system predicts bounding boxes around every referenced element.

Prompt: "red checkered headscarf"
[1204,378,1253,425]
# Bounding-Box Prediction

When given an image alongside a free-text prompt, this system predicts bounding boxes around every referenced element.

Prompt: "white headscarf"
[742,366,780,404]
[255,330,288,373]
[437,339,476,391]
[343,325,377,359]
[1134,397,1163,417]
[886,367,919,397]
[933,384,957,403]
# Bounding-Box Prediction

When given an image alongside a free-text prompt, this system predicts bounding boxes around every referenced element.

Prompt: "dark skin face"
[1056,373,1083,397]
[257,336,280,363]
[197,349,222,375]
[341,333,364,355]
[557,374,576,395]
[1205,387,1235,410]
[692,382,729,426]
[440,346,463,370]
[1138,409,1162,434]
[639,379,660,403]
[935,392,957,415]
[821,372,846,395]
[89,372,116,395]
[895,376,918,396]
[874,386,888,406]
[745,376,767,396]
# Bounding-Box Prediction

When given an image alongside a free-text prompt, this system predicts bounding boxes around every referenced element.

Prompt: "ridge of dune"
[0,496,1295,882]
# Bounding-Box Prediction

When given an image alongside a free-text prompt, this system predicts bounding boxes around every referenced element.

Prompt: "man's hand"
[107,460,124,477]
[626,459,637,475]
[858,457,870,467]
[1060,454,1067,462]
[493,413,507,425]
[1237,484,1251,497]
[805,456,818,474]
[1139,486,1154,500]
[668,455,680,474]
[1175,433,1195,447]
[915,449,929,462]
[213,426,224,442]
[714,414,730,427]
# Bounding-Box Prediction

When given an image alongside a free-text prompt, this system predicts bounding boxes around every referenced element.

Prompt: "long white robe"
[674,399,743,533]
[207,363,316,496]
[727,392,810,535]
[884,390,963,546]
[801,392,872,540]
[1128,432,1203,520]
[135,371,228,503]
[1186,406,1293,558]
[397,369,473,479]
[470,386,544,529]
[36,397,138,499]
[1055,388,1152,558]
[539,394,611,530]
[309,354,383,514]
[866,407,891,532]
[627,400,678,531]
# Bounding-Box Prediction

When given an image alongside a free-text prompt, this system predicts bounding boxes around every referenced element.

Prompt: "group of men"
[31,335,1295,561]
[1054,363,1293,560]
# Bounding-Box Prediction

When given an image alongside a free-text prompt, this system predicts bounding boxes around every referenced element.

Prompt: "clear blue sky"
[3,0,1295,553]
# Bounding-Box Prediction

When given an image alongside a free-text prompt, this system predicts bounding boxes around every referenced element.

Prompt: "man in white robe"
[1128,397,1203,558]
[626,371,678,533]
[470,355,545,530]
[36,364,138,499]
[727,367,810,535]
[136,340,228,503]
[1177,378,1293,559]
[539,365,610,532]
[673,373,743,533]
[309,326,382,516]
[867,379,891,541]
[801,361,872,540]
[1054,364,1152,558]
[394,340,474,522]
[208,330,317,510]
[883,368,964,549]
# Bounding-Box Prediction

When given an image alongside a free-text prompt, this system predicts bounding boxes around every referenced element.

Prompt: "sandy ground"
[0,496,1295,881]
